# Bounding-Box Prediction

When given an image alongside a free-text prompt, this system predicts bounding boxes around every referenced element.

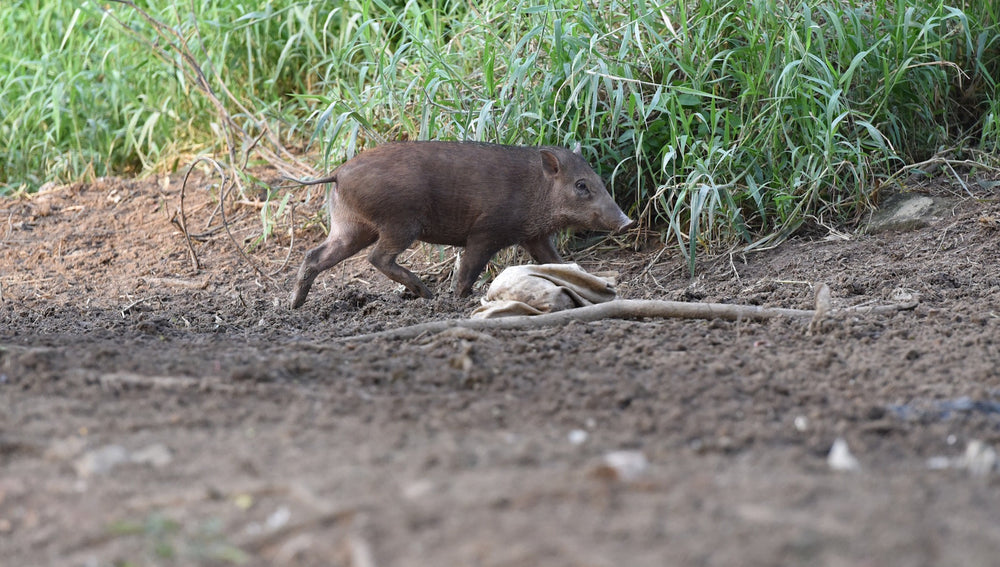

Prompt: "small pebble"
[961,440,997,477]
[827,438,860,472]
[74,445,129,477]
[794,416,809,432]
[600,450,648,482]
[130,443,172,468]
[402,479,434,500]
[926,456,952,470]
[266,506,291,530]
[45,437,87,461]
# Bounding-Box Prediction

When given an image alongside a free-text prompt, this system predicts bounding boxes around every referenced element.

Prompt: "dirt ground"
[2,169,1000,567]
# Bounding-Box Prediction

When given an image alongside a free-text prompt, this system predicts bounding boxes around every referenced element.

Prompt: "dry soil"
[2,170,1000,566]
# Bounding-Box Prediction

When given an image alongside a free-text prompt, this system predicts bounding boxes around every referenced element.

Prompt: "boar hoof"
[413,284,435,300]
[291,269,318,309]
[290,290,306,309]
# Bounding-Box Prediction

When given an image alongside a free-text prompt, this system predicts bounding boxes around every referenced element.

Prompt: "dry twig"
[175,159,203,270]
[103,1,316,284]
[268,203,297,277]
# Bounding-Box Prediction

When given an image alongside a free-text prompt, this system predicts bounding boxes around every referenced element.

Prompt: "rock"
[865,192,953,233]
[567,429,588,445]
[130,443,173,467]
[960,440,997,477]
[925,440,997,476]
[266,506,291,530]
[45,436,87,461]
[827,438,860,472]
[591,450,648,482]
[74,445,129,477]
[926,456,952,470]
[402,479,434,500]
[72,443,172,477]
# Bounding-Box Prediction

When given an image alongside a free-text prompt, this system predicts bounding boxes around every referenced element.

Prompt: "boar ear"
[571,142,582,155]
[540,149,561,176]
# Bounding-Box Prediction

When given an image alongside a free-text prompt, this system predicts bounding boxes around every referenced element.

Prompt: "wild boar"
[290,141,632,308]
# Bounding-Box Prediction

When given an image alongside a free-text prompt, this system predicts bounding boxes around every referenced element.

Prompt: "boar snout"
[586,193,633,234]
[597,197,633,233]
[613,214,635,234]
[589,208,633,234]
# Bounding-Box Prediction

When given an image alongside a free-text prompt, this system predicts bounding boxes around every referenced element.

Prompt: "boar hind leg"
[454,239,503,298]
[367,233,434,299]
[521,236,562,265]
[290,224,377,308]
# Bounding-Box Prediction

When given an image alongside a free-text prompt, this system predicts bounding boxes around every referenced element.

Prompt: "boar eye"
[574,180,591,196]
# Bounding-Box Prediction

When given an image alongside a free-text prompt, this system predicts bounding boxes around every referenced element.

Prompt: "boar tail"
[284,172,339,186]
[281,173,339,226]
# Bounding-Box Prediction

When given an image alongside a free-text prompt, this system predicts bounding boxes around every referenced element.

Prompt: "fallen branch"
[337,291,917,342]
[142,276,210,290]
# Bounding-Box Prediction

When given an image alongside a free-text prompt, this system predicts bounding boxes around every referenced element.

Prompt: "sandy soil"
[2,170,1000,567]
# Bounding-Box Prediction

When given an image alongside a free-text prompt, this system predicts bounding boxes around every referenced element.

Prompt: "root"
[338,288,917,342]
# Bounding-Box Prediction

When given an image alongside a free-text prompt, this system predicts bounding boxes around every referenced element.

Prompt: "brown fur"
[291,141,631,307]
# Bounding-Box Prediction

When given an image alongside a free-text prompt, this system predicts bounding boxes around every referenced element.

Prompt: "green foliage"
[105,512,249,565]
[2,0,998,268]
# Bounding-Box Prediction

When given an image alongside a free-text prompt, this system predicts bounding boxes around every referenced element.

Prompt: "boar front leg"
[521,236,562,264]
[454,238,504,297]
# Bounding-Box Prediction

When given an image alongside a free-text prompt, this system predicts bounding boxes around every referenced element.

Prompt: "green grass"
[2,0,998,268]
